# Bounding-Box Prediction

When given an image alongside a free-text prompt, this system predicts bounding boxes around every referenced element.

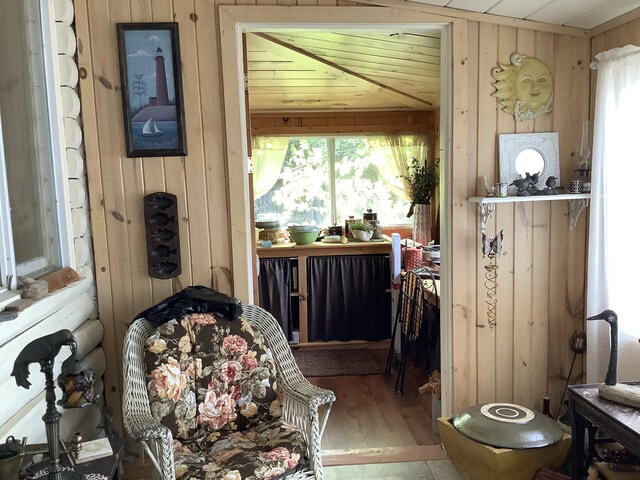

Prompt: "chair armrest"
[281,377,336,409]
[124,411,171,443]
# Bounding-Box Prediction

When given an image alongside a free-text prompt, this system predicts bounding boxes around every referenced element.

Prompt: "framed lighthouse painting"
[117,23,187,157]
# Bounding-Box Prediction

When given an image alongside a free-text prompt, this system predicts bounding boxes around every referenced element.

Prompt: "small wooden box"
[438,417,571,480]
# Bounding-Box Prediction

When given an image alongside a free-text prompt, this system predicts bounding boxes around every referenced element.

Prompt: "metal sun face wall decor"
[492,53,554,122]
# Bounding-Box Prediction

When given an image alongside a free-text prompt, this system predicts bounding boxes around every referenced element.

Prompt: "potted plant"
[349,220,373,241]
[400,157,439,245]
[401,157,439,216]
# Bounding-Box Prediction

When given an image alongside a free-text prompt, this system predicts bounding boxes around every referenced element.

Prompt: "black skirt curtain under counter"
[258,258,293,341]
[307,254,390,342]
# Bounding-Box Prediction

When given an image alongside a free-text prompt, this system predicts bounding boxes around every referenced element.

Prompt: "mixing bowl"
[287,228,320,245]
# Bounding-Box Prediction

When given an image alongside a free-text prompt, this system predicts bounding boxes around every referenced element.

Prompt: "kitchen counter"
[257,238,392,258]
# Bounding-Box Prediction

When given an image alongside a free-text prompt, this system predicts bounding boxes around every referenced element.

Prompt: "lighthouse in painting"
[130,43,177,124]
[154,47,169,106]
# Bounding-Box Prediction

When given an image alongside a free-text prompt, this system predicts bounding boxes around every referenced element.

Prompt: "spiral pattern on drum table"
[480,402,535,424]
[484,254,498,329]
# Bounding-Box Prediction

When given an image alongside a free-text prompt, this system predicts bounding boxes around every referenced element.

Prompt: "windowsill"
[0,275,92,348]
[0,289,20,310]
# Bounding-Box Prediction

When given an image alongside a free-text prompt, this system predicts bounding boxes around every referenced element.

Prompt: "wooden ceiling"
[246,30,441,113]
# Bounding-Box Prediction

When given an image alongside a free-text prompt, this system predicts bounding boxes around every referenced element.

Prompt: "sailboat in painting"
[142,118,163,137]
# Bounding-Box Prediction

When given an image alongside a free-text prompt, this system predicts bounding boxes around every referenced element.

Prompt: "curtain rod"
[590,47,640,70]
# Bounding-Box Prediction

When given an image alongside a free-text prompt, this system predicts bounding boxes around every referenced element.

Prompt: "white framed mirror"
[499,132,560,196]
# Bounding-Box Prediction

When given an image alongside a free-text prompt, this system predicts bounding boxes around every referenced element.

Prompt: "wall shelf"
[468,193,590,233]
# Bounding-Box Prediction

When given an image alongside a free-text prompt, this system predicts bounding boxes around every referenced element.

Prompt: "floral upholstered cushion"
[173,418,308,480]
[144,312,279,439]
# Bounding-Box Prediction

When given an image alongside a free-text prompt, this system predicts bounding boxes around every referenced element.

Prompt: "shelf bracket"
[479,202,495,235]
[568,198,589,230]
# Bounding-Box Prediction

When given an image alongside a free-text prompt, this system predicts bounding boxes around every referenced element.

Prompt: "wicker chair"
[123,303,335,480]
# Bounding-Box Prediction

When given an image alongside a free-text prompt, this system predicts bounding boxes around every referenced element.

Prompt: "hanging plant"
[399,157,439,217]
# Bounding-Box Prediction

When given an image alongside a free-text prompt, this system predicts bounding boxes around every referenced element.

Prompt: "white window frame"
[0,0,74,290]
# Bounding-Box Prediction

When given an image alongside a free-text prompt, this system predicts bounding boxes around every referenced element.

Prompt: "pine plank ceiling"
[246,1,640,113]
[246,30,441,113]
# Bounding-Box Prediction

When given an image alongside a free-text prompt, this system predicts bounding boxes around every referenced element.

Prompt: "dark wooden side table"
[20,437,124,480]
[568,382,640,480]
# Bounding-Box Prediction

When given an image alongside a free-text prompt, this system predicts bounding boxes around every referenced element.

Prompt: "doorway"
[219,4,454,464]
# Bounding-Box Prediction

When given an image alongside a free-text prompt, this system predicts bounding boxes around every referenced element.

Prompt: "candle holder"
[11,329,94,480]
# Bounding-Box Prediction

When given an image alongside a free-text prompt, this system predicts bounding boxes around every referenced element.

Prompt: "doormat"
[292,349,382,377]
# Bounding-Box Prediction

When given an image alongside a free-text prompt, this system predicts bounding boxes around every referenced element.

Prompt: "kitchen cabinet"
[258,241,392,346]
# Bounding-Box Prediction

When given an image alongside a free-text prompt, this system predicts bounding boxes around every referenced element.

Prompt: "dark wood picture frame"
[117,22,187,158]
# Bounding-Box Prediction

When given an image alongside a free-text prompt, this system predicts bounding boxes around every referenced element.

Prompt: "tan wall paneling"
[492,25,517,406]
[250,110,436,135]
[461,24,590,414]
[76,0,235,436]
[474,21,497,405]
[76,1,593,443]
[450,17,475,412]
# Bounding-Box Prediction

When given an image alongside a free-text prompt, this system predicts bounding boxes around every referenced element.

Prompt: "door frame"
[219,5,458,418]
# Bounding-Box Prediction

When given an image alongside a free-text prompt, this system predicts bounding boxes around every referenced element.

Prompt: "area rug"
[292,349,382,377]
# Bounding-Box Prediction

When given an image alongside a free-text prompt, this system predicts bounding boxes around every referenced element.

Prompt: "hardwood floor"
[307,349,443,463]
[324,460,463,480]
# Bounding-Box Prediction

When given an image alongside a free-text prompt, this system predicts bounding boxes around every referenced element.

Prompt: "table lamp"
[11,329,94,480]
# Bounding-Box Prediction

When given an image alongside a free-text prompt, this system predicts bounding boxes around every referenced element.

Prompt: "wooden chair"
[122,303,335,480]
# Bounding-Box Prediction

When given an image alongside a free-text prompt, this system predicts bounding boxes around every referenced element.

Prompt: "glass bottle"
[573,120,591,193]
[542,394,554,420]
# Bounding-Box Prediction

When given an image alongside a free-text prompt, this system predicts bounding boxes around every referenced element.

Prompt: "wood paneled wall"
[75,0,236,429]
[454,22,591,414]
[250,110,436,135]
[592,16,640,52]
[76,0,592,435]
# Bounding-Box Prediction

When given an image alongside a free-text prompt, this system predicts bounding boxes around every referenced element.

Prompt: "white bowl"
[352,229,373,241]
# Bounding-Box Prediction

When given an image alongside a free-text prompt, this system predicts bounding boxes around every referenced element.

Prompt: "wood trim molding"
[219,5,454,26]
[589,6,640,37]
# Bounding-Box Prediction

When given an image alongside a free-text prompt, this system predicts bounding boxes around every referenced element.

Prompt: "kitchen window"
[0,0,71,288]
[253,134,428,227]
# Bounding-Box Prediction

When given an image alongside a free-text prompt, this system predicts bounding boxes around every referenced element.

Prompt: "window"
[586,46,640,383]
[253,135,426,227]
[0,0,68,287]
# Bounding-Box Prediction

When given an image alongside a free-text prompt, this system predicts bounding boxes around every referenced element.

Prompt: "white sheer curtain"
[384,133,429,199]
[252,136,290,199]
[586,45,640,383]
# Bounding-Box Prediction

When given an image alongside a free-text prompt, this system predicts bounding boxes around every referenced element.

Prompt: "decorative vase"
[412,203,431,246]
